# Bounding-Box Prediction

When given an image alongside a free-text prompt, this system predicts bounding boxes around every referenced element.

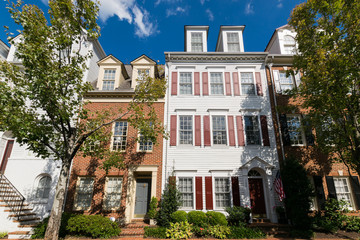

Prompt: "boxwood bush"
[225,206,251,226]
[144,226,167,238]
[171,210,188,223]
[187,211,208,227]
[206,211,227,226]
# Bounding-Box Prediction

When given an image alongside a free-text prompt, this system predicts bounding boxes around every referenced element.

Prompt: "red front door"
[248,178,266,217]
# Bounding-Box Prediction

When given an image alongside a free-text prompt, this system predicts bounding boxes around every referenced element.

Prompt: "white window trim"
[103,176,123,211]
[209,71,225,96]
[213,176,233,210]
[334,177,356,210]
[243,115,263,146]
[73,176,94,211]
[239,70,257,96]
[279,70,295,93]
[286,114,306,146]
[178,71,194,96]
[178,176,196,210]
[137,68,151,81]
[190,32,204,53]
[33,174,52,203]
[110,121,128,152]
[210,114,228,146]
[178,114,195,146]
[102,68,116,90]
[137,131,153,152]
[226,31,241,52]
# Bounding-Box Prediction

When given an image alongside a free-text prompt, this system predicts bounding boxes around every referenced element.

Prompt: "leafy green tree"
[288,0,360,176]
[0,1,166,240]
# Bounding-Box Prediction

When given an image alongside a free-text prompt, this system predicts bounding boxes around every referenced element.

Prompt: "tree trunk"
[44,160,71,240]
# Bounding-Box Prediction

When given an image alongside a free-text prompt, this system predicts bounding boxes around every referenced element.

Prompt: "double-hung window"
[74,177,94,210]
[112,121,128,151]
[334,178,354,209]
[191,32,203,52]
[179,177,193,208]
[36,176,51,199]
[286,115,304,145]
[240,72,255,95]
[210,73,224,95]
[179,116,193,145]
[283,35,296,54]
[103,69,116,90]
[279,71,295,91]
[104,177,122,210]
[215,177,231,208]
[212,116,227,145]
[179,72,192,95]
[227,32,240,52]
[139,133,153,151]
[244,116,261,145]
[138,69,150,80]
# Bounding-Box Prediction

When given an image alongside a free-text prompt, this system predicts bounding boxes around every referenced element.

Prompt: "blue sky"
[0,0,304,64]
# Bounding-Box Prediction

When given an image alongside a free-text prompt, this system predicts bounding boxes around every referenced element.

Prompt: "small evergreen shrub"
[343,216,360,232]
[171,210,188,223]
[147,197,159,219]
[144,226,167,238]
[225,206,251,226]
[313,199,348,233]
[208,225,230,239]
[0,232,8,239]
[228,226,266,239]
[206,211,227,226]
[187,211,208,227]
[31,212,74,239]
[166,221,192,239]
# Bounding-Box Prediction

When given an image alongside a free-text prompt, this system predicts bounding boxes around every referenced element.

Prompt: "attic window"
[191,32,203,52]
[138,69,150,80]
[103,69,116,90]
[227,32,240,52]
[284,35,296,54]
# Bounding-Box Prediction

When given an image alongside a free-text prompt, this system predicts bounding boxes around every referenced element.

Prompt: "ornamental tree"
[0,1,166,240]
[289,0,360,176]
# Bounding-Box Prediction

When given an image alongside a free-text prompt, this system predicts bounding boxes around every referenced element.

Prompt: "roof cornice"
[165,52,268,63]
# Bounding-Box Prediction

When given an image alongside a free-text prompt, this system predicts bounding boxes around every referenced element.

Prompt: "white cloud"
[155,0,182,6]
[40,0,48,5]
[132,5,158,37]
[200,0,207,5]
[277,0,283,8]
[205,9,214,21]
[166,7,186,17]
[244,0,254,15]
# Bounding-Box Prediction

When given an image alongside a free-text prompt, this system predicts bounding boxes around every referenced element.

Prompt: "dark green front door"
[134,178,151,217]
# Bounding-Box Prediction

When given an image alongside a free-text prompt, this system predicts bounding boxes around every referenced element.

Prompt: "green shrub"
[0,232,7,239]
[208,225,230,239]
[31,212,74,239]
[192,226,210,238]
[206,211,227,226]
[66,214,121,238]
[171,211,188,223]
[144,226,167,238]
[187,211,208,227]
[156,177,181,227]
[147,197,159,219]
[228,226,266,239]
[343,216,360,232]
[225,206,251,226]
[166,221,192,239]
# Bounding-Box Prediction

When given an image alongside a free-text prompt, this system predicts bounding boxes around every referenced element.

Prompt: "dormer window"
[191,32,203,52]
[227,32,240,52]
[103,69,116,90]
[138,69,150,80]
[284,35,296,54]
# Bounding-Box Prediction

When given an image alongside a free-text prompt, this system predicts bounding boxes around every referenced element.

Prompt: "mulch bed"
[315,230,360,239]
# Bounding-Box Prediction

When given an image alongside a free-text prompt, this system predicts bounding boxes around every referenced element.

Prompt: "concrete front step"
[8,231,32,239]
[13,217,40,223]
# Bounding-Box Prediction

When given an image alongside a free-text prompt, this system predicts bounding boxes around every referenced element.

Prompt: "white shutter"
[295,72,301,88]
[273,70,282,93]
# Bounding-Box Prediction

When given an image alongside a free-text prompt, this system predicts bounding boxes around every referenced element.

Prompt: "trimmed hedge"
[171,210,188,223]
[144,226,167,238]
[187,211,208,227]
[206,211,227,226]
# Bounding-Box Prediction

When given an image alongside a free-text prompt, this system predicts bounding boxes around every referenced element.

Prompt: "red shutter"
[202,72,209,96]
[171,72,178,95]
[203,116,211,146]
[0,140,14,174]
[194,72,200,96]
[195,116,201,146]
[196,177,203,210]
[231,177,240,207]
[228,116,236,146]
[236,116,245,146]
[170,115,177,146]
[233,72,240,96]
[255,72,263,96]
[260,115,270,146]
[205,176,213,210]
[225,72,231,96]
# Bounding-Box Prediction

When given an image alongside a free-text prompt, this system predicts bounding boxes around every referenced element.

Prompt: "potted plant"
[147,197,158,225]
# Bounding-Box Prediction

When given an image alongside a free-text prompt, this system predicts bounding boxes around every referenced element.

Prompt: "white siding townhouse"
[163,26,280,222]
[0,35,106,238]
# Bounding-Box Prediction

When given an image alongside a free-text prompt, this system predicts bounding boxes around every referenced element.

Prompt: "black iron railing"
[0,173,25,220]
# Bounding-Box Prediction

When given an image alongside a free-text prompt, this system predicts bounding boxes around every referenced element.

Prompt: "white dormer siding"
[185,26,209,53]
[216,26,245,53]
[265,25,297,55]
[96,55,125,90]
[131,55,156,89]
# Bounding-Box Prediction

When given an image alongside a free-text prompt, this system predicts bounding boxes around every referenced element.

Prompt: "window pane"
[227,33,240,52]
[215,178,230,208]
[179,177,193,208]
[241,72,255,95]
[113,122,128,151]
[180,116,193,145]
[75,177,94,210]
[104,177,122,209]
[210,73,224,95]
[286,116,304,145]
[139,134,153,151]
[104,69,116,80]
[179,72,192,95]
[213,116,227,145]
[102,80,115,90]
[244,116,260,145]
[334,178,353,208]
[191,32,203,52]
[36,176,51,199]
[279,71,294,91]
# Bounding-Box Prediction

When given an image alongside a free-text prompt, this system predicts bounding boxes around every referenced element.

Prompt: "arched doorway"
[248,169,267,218]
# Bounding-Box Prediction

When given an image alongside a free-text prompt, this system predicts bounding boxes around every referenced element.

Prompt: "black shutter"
[279,114,291,146]
[351,176,360,210]
[326,176,337,199]
[302,116,315,146]
[313,176,325,210]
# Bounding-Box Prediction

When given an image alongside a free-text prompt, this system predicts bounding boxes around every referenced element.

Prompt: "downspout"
[164,53,171,183]
[266,58,286,162]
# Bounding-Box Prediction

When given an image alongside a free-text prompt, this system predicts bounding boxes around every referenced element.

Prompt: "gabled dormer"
[215,26,245,52]
[130,54,157,89]
[0,39,9,61]
[265,25,297,55]
[184,26,209,53]
[96,55,129,91]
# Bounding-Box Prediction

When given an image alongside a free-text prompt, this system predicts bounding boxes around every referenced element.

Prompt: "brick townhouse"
[265,25,360,211]
[65,54,165,223]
